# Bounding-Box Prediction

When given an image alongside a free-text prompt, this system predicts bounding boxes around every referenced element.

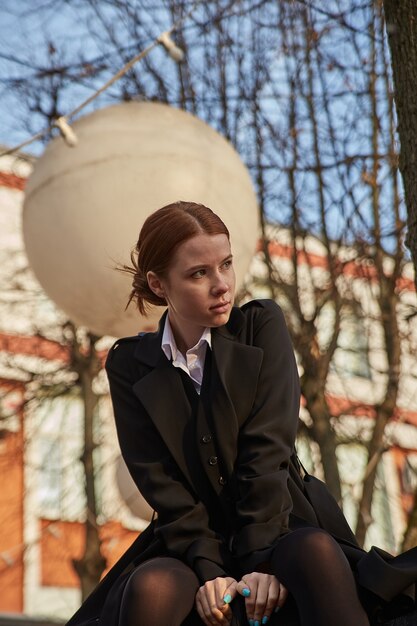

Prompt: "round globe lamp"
[23,102,258,338]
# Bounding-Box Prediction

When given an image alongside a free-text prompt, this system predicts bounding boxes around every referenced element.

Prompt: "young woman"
[67,201,417,626]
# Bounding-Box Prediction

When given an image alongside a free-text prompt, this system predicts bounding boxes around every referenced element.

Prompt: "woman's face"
[147,233,235,351]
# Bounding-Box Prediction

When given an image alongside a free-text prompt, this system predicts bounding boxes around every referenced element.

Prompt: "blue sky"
[0,1,408,254]
[0,1,162,154]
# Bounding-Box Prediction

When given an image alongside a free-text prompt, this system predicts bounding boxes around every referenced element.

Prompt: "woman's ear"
[146,271,165,299]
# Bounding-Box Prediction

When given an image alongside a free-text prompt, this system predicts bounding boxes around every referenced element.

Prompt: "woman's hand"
[195,576,238,625]
[236,572,288,625]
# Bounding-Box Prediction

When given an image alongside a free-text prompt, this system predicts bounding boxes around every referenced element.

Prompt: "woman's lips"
[210,301,230,313]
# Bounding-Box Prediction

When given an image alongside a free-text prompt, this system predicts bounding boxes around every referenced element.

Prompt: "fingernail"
[242,587,251,597]
[262,618,269,625]
[274,606,281,613]
[254,621,260,626]
[223,593,232,604]
[249,620,254,626]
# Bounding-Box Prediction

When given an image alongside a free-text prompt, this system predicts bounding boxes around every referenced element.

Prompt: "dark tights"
[271,528,370,626]
[119,529,370,626]
[119,557,199,626]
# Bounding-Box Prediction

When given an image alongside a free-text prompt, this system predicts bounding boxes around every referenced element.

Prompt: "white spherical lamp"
[23,102,258,337]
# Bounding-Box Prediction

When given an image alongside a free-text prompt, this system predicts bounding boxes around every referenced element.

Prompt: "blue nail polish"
[254,621,260,626]
[249,620,254,626]
[242,587,251,597]
[262,618,269,625]
[223,593,232,604]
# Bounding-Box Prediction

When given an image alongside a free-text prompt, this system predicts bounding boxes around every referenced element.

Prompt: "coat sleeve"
[232,300,300,574]
[105,344,229,584]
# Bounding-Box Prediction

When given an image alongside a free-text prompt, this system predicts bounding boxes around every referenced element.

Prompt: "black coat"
[67,300,417,626]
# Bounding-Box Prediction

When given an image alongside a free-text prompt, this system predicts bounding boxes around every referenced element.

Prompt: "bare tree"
[68,324,107,599]
[240,1,408,547]
[342,0,417,549]
[381,0,417,552]
[382,0,417,293]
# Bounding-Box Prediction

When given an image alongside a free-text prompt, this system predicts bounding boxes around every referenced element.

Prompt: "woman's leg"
[119,556,200,626]
[270,528,370,626]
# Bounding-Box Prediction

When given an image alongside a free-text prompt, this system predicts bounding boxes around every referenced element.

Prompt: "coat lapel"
[209,312,263,478]
[131,314,195,490]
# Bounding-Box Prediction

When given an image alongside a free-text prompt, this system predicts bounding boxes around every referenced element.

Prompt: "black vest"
[176,348,236,542]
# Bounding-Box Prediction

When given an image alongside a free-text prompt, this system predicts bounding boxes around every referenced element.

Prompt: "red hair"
[123,201,230,315]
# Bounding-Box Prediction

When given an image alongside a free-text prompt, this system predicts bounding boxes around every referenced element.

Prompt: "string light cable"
[0,0,202,158]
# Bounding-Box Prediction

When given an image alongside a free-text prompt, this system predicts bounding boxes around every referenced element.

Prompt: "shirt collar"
[161,315,211,361]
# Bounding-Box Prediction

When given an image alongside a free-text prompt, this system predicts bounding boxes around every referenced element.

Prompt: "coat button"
[208,456,218,466]
[219,476,227,485]
[201,434,212,444]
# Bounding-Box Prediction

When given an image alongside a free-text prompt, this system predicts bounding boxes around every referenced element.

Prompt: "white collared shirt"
[161,316,212,394]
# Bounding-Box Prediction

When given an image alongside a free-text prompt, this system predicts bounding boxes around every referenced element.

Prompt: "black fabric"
[116,529,372,626]
[98,301,301,587]
[65,301,417,626]
[294,456,359,545]
[270,528,369,626]
[178,349,235,542]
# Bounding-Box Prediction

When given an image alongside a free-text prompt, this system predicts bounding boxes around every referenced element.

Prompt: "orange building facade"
[0,392,24,613]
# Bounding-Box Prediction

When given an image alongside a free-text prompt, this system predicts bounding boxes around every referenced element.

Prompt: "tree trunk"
[71,330,107,600]
[402,488,417,550]
[382,0,417,291]
[302,376,342,503]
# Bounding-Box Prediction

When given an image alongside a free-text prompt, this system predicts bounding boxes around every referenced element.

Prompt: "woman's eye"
[192,269,205,278]
[223,259,233,269]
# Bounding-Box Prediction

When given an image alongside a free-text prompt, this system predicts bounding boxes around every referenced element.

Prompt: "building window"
[332,307,371,379]
[34,395,87,520]
[38,437,61,515]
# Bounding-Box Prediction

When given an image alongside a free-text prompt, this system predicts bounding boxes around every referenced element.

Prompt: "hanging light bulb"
[158,31,184,63]
[54,116,78,147]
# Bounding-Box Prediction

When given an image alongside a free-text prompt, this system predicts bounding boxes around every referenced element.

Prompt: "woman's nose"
[211,274,229,295]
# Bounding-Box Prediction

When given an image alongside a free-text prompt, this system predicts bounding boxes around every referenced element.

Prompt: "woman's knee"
[292,528,341,557]
[271,528,346,577]
[120,557,199,625]
[125,556,199,601]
